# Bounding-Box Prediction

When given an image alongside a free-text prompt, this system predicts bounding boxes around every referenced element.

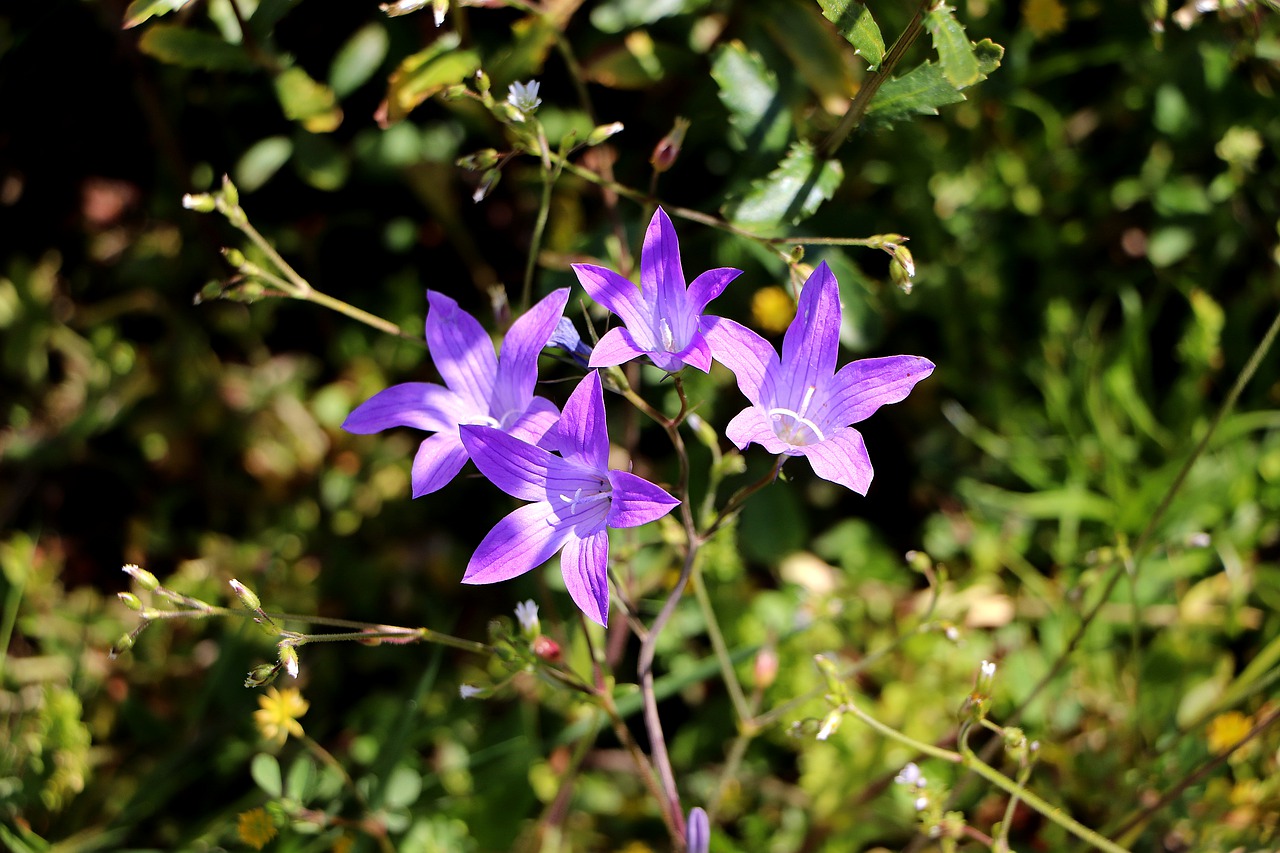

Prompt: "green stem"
[521,125,558,312]
[691,566,751,723]
[821,0,936,158]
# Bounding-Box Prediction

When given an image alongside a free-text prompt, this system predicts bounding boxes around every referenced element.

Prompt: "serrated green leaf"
[816,0,884,69]
[865,40,1001,128]
[710,42,792,156]
[925,2,979,88]
[122,0,195,29]
[866,63,964,124]
[137,24,255,72]
[274,67,343,133]
[724,141,844,233]
[381,33,481,125]
[251,753,282,799]
[329,22,389,99]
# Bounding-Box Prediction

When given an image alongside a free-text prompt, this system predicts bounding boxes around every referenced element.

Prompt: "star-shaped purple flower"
[458,370,679,625]
[705,262,934,495]
[571,207,742,373]
[343,288,569,497]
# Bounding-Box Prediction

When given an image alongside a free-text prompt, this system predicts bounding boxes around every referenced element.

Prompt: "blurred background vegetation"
[2,0,1279,850]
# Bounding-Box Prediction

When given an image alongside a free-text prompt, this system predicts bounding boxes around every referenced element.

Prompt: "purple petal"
[686,267,742,314]
[674,333,713,373]
[588,327,648,369]
[685,808,710,853]
[425,291,499,411]
[547,316,592,366]
[779,263,841,392]
[459,424,554,501]
[506,395,560,445]
[572,264,654,348]
[492,288,569,419]
[606,470,679,528]
[542,371,609,470]
[463,501,570,584]
[342,382,466,434]
[703,317,778,407]
[642,208,686,319]
[724,406,794,455]
[560,529,610,625]
[827,355,935,426]
[411,432,471,496]
[800,427,874,495]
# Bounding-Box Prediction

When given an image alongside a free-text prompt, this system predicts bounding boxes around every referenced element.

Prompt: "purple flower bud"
[685,806,709,853]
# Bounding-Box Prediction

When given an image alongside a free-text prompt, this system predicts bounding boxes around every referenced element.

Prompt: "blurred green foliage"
[2,0,1279,850]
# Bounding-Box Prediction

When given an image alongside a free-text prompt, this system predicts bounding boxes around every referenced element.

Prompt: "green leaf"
[234,136,293,192]
[866,41,1001,128]
[285,755,319,803]
[723,141,844,233]
[275,66,343,133]
[383,765,423,810]
[122,0,195,29]
[292,131,349,191]
[329,22,389,99]
[924,2,979,88]
[381,33,481,125]
[251,753,282,799]
[710,42,792,156]
[137,24,254,72]
[816,0,884,69]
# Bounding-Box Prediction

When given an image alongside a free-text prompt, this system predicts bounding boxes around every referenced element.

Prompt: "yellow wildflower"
[237,807,278,850]
[254,687,309,745]
[1023,0,1068,38]
[1206,710,1252,757]
[751,286,795,336]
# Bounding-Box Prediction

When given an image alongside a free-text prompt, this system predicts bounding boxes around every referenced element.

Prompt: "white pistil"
[659,318,676,352]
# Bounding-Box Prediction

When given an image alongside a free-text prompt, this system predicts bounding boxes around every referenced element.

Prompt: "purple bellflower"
[457,370,679,625]
[705,262,934,495]
[343,288,569,497]
[571,208,742,373]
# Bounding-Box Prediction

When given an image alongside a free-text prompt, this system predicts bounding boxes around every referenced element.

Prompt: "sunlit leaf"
[235,136,293,192]
[137,24,255,72]
[275,67,343,133]
[330,22,389,99]
[866,39,1002,128]
[380,33,481,125]
[711,41,791,156]
[251,754,282,799]
[292,132,349,191]
[924,2,979,88]
[816,0,884,69]
[122,0,195,29]
[589,0,713,33]
[724,141,844,233]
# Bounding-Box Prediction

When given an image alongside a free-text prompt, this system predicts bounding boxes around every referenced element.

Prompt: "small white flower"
[914,795,929,811]
[816,711,840,741]
[514,599,539,634]
[895,762,923,786]
[981,660,996,678]
[944,625,960,642]
[507,80,542,116]
[459,684,482,699]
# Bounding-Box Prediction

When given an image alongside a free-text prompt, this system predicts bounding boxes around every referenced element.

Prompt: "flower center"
[463,413,503,429]
[556,476,611,517]
[658,318,677,352]
[766,385,825,446]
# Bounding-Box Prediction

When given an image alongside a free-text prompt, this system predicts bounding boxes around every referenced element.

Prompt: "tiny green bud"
[457,148,502,171]
[441,83,468,100]
[472,169,501,203]
[585,121,625,146]
[278,644,299,679]
[816,709,842,741]
[110,632,135,658]
[475,69,491,95]
[122,563,160,591]
[222,247,248,269]
[220,174,239,208]
[118,592,143,611]
[245,663,280,688]
[650,116,690,174]
[182,193,217,212]
[229,578,261,611]
[139,608,163,620]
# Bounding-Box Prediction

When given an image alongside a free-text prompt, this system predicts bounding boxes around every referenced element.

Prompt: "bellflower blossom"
[705,262,934,495]
[571,208,742,373]
[458,371,679,625]
[343,288,569,497]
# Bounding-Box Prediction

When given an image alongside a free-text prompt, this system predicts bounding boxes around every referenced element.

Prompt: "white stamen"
[659,318,675,352]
